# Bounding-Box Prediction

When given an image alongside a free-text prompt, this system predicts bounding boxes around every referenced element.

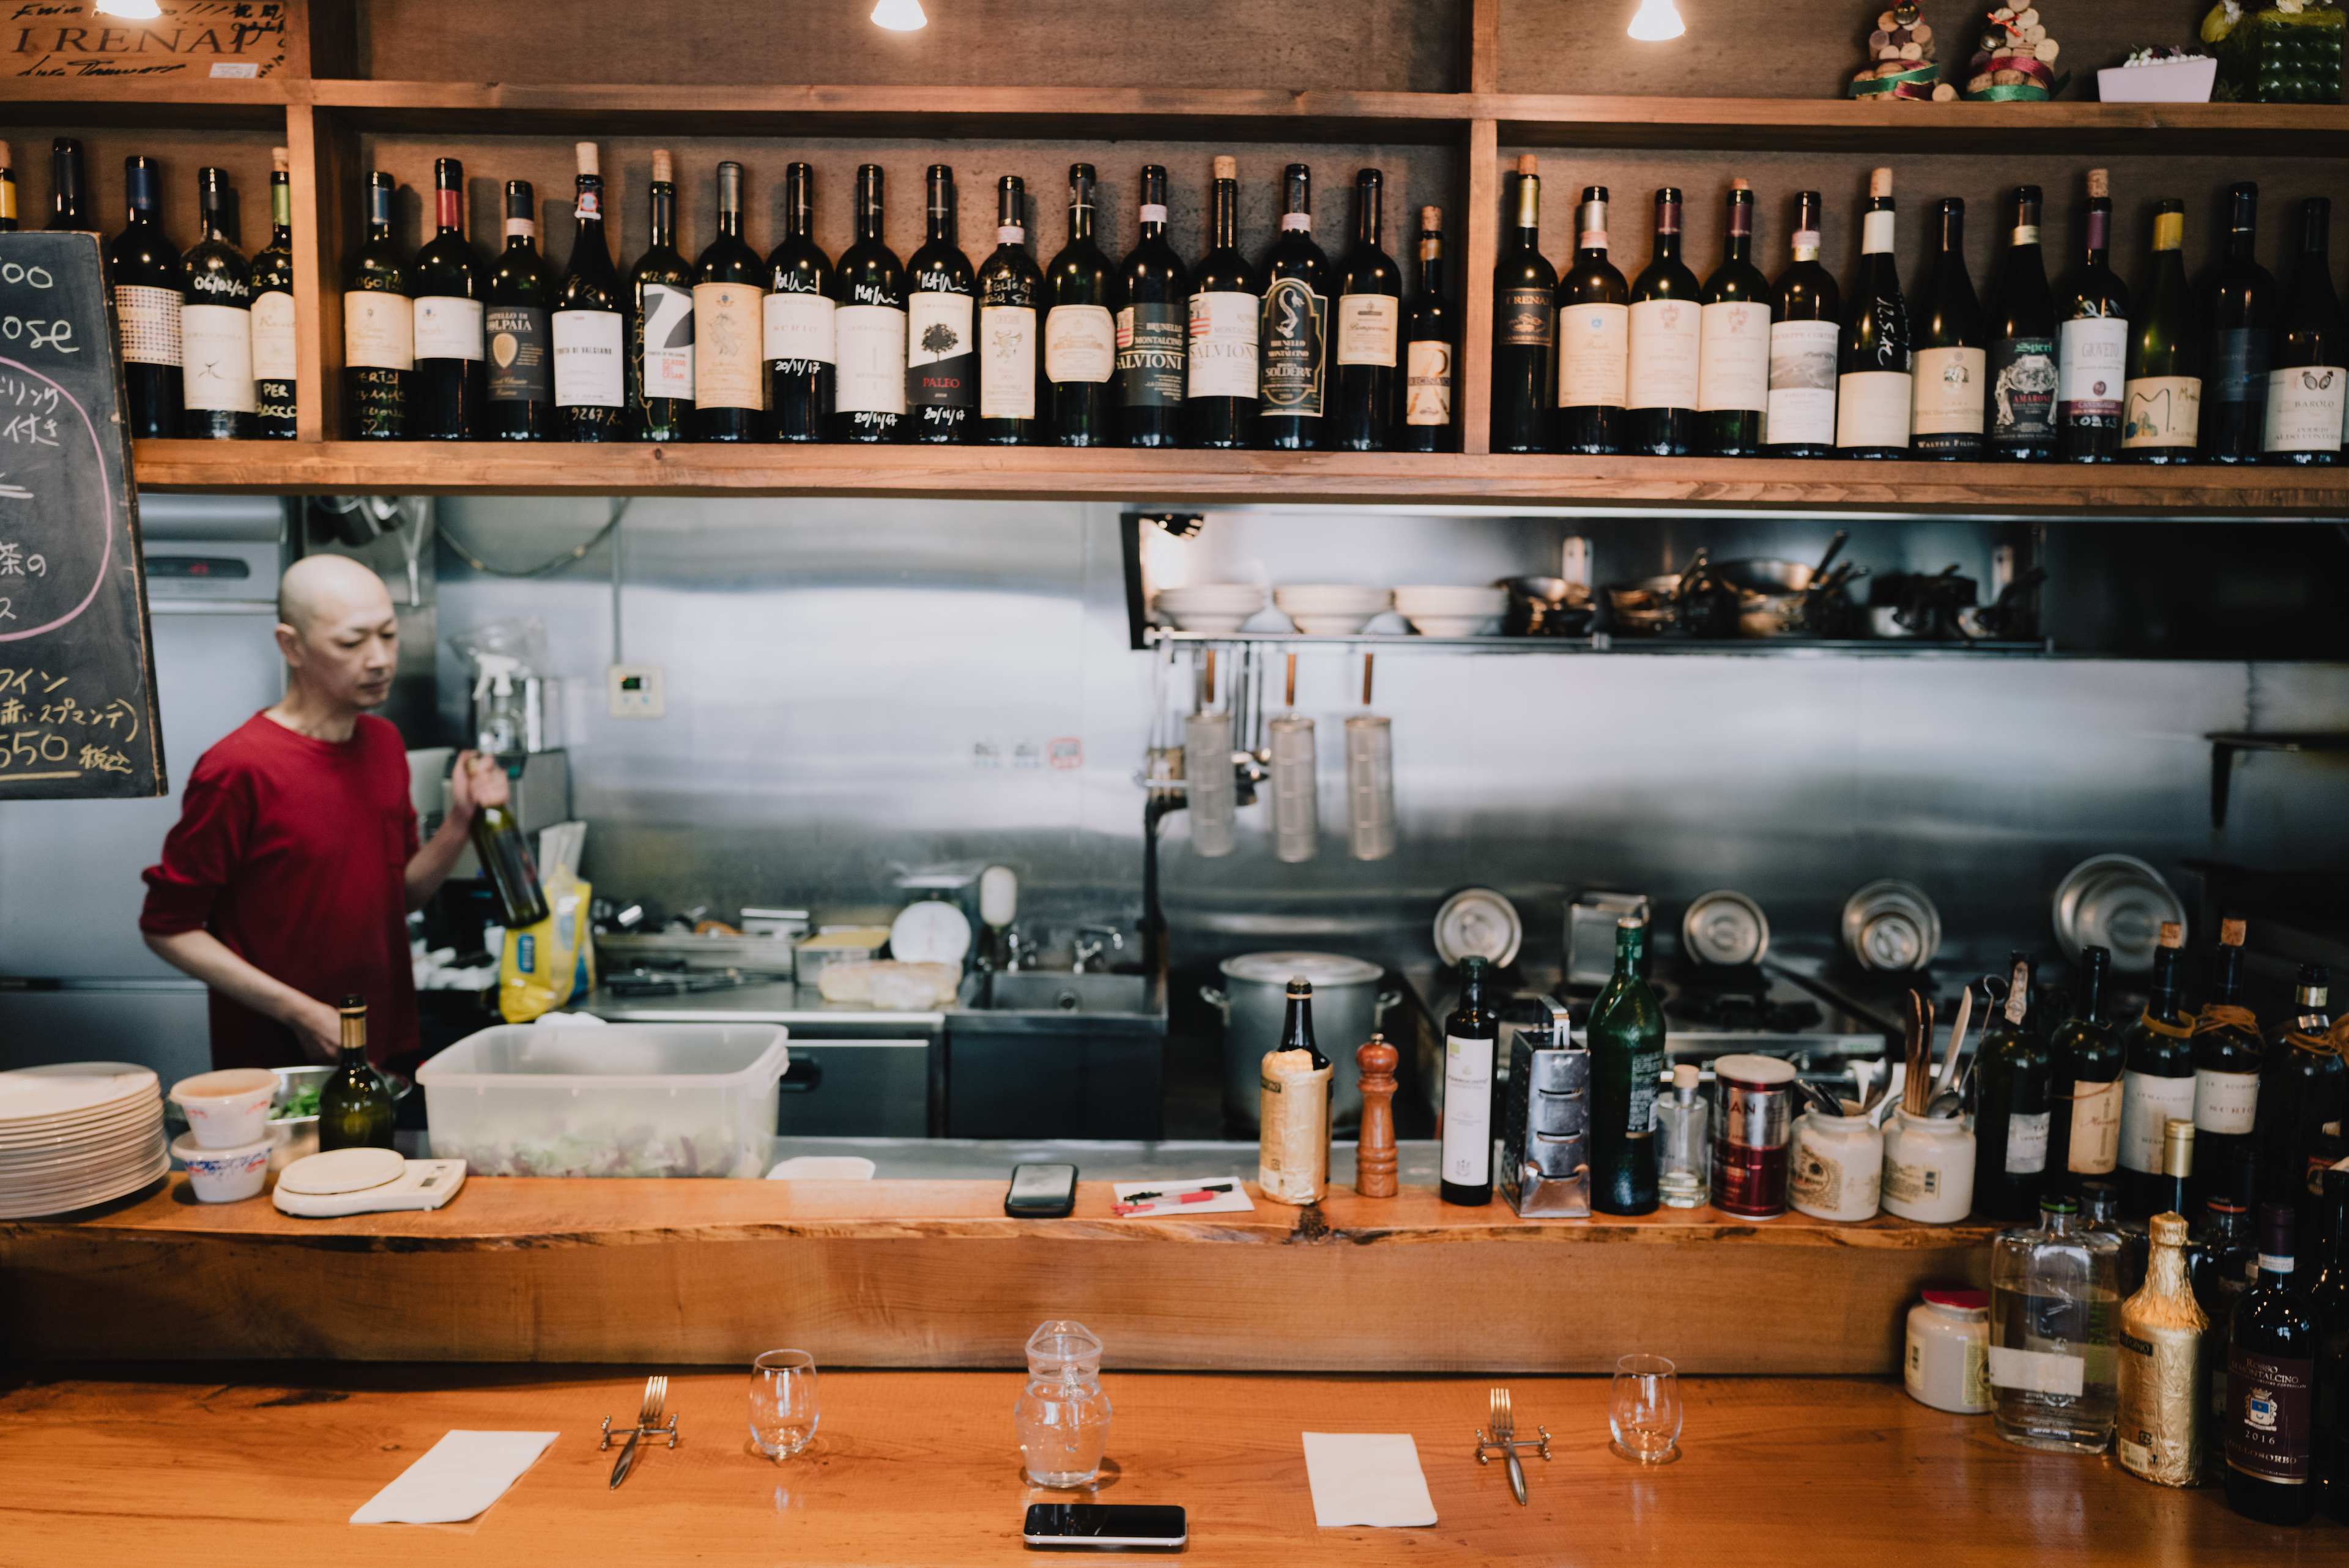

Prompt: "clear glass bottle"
[1989,1192,2123,1452]
[1655,1063,1708,1208]
[1014,1319,1113,1488]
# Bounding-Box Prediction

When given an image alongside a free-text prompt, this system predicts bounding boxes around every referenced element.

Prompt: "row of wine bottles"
[1491,157,2349,465]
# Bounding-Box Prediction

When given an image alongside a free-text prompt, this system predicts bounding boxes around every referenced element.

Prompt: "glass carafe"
[1014,1319,1113,1487]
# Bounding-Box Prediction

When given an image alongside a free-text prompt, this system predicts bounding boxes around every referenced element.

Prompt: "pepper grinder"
[1356,1033,1400,1198]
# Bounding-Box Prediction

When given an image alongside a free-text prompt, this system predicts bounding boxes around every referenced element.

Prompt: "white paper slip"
[350,1430,559,1525]
[1111,1178,1256,1217]
[1301,1432,1438,1528]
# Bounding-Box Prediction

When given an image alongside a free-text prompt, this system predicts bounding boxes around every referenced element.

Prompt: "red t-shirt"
[140,712,419,1071]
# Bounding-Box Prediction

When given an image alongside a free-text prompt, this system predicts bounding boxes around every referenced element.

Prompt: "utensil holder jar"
[1183,712,1237,858]
[1344,715,1394,861]
[1269,715,1318,863]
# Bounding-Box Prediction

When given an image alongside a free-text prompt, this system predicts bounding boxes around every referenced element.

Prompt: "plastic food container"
[416,1024,789,1178]
[170,1129,273,1202]
[169,1068,279,1150]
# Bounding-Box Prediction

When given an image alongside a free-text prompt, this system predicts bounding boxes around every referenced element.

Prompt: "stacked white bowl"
[1152,583,1267,632]
[0,1062,168,1218]
[1393,585,1509,637]
[1273,584,1394,635]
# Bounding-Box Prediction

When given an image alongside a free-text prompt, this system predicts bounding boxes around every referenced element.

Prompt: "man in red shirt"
[140,554,508,1070]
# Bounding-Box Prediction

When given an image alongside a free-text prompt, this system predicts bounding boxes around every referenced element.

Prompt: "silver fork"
[1491,1386,1526,1506]
[609,1375,667,1491]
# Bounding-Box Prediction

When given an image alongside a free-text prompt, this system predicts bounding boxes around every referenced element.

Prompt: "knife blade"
[608,1428,642,1490]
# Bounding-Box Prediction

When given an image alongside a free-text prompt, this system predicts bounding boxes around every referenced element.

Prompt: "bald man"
[140,555,508,1069]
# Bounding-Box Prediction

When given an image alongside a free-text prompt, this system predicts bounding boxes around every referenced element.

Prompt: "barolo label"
[1497,286,1553,349]
[414,295,484,361]
[1258,278,1327,415]
[1559,303,1628,408]
[979,304,1037,420]
[2065,1078,2122,1175]
[639,283,694,398]
[1912,346,1986,436]
[116,283,180,367]
[251,290,296,381]
[2262,363,2346,452]
[1187,291,1258,400]
[2209,327,2270,405]
[344,289,414,371]
[1439,1033,1495,1187]
[907,291,976,409]
[834,303,907,415]
[2122,375,2199,449]
[1043,303,1115,384]
[2118,1069,2195,1175]
[1989,336,2057,444]
[1116,301,1186,407]
[1695,300,1768,413]
[2058,317,2128,425]
[2003,1109,2049,1174]
[2225,1345,2314,1484]
[690,284,763,410]
[1404,338,1452,425]
[485,305,551,403]
[763,290,836,368]
[1836,370,1912,448]
[1765,319,1838,445]
[1334,292,1398,368]
[1626,297,1699,411]
[2194,1067,2258,1135]
[180,303,254,414]
[551,309,625,407]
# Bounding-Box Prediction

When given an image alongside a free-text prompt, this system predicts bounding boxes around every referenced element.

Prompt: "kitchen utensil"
[889,899,973,966]
[1270,655,1318,863]
[1394,584,1508,637]
[1681,889,1770,967]
[1499,575,1596,637]
[1475,1386,1551,1506]
[168,1130,274,1202]
[749,1350,821,1458]
[270,1149,468,1216]
[1958,565,2046,641]
[1903,992,1934,1117]
[1274,585,1392,636]
[604,1375,673,1490]
[1434,886,1522,968]
[1609,1354,1682,1463]
[1151,584,1266,633]
[2051,853,2186,975]
[167,1068,278,1150]
[1935,989,1975,1101]
[1840,879,1943,972]
[1346,656,1395,862]
[1182,710,1238,858]
[1205,952,1397,1132]
[1501,1006,1592,1218]
[1867,565,1976,641]
[0,1063,168,1220]
[1718,539,1858,638]
[1797,1079,1846,1119]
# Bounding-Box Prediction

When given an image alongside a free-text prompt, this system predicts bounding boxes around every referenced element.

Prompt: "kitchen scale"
[270,1146,467,1217]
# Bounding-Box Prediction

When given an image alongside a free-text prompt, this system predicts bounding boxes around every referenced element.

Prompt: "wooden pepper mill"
[1355,1033,1400,1198]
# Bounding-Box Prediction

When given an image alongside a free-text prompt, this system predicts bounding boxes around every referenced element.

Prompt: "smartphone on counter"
[1004,1162,1078,1218]
[1022,1503,1187,1549]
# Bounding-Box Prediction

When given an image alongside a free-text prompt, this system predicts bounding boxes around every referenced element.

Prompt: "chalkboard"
[0,231,164,800]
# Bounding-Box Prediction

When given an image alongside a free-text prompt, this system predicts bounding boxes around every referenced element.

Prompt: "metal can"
[1709,1053,1797,1217]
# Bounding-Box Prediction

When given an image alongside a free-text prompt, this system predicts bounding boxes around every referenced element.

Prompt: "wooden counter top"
[0,1362,2317,1564]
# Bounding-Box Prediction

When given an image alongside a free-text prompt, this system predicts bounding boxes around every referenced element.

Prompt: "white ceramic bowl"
[169,1067,279,1150]
[1405,614,1503,637]
[1154,585,1266,632]
[169,1129,273,1202]
[1394,585,1508,614]
[1288,612,1382,635]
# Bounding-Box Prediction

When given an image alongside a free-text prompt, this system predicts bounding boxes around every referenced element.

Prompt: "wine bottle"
[2204,182,2275,465]
[766,161,836,445]
[1625,187,1701,457]
[1398,206,1457,451]
[343,171,411,439]
[177,167,253,441]
[1116,163,1187,449]
[2118,921,2197,1218]
[976,174,1043,445]
[1186,157,1258,449]
[1587,916,1664,1216]
[316,995,396,1153]
[1987,185,2058,461]
[1329,168,1400,452]
[1042,163,1116,447]
[250,147,297,440]
[2117,1210,2211,1488]
[2045,945,2123,1197]
[2123,198,2200,463]
[46,137,84,231]
[1553,185,1628,455]
[2192,918,2266,1215]
[1257,163,1331,451]
[470,789,550,928]
[2197,1161,2260,1455]
[111,155,183,440]
[411,157,486,440]
[483,179,554,441]
[1491,155,1554,453]
[833,164,907,444]
[907,163,975,445]
[629,149,695,444]
[1973,959,2052,1222]
[0,141,17,232]
[2252,966,2344,1210]
[2313,1169,2349,1517]
[1696,179,1770,456]
[2226,1203,2320,1524]
[2263,196,2344,465]
[552,143,628,442]
[1439,954,1499,1206]
[1911,197,1987,460]
[692,161,768,442]
[2057,169,2130,464]
[1765,190,1839,458]
[1835,167,1910,459]
[2269,963,2335,1050]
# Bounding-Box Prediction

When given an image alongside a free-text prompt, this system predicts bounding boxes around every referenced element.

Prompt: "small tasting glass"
[750,1349,820,1458]
[1609,1353,1682,1463]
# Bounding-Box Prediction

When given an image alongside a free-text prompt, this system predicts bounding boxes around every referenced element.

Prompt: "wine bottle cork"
[2159,921,2184,948]
[0,142,14,171]
[1869,168,1893,199]
[1731,177,1751,192]
[652,148,672,184]
[1213,154,1236,181]
[2222,917,2247,946]
[576,142,599,177]
[1420,204,1441,228]
[2087,168,2110,199]
[1517,154,1538,176]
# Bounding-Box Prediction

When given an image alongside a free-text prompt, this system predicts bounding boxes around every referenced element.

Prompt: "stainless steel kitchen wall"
[430,499,2349,975]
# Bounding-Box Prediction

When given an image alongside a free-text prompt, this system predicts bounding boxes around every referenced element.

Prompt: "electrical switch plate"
[607,663,665,719]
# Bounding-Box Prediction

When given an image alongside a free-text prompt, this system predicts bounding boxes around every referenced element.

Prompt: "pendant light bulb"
[95,0,165,15]
[1628,0,1685,41]
[871,0,929,29]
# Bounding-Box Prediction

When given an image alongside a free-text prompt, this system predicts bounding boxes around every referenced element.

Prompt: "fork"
[609,1375,667,1491]
[1491,1387,1526,1507]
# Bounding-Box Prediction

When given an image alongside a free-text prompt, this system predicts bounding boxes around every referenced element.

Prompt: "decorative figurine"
[1965,6,2068,100]
[1849,4,1957,100]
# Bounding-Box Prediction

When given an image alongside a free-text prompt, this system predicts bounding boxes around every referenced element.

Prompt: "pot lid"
[1713,1053,1797,1086]
[1682,890,1769,967]
[1434,887,1523,968]
[2052,854,2184,975]
[1221,951,1382,986]
[1841,880,1942,972]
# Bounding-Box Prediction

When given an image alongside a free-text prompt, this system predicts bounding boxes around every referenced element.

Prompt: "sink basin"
[984,972,1152,1014]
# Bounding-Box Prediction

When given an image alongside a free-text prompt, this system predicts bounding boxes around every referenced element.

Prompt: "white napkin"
[1301,1432,1438,1528]
[766,1156,878,1180]
[350,1430,559,1525]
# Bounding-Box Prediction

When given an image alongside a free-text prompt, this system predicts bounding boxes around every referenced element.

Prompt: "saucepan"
[1603,551,1739,639]
[1499,575,1595,637]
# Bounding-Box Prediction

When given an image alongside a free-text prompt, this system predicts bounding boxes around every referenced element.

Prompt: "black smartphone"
[1004,1162,1078,1218]
[1022,1503,1187,1549]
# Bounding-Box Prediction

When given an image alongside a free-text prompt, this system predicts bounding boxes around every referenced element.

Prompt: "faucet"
[1001,928,1034,973]
[1072,924,1127,973]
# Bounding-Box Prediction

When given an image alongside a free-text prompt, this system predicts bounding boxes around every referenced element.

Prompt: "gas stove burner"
[1672,987,1823,1035]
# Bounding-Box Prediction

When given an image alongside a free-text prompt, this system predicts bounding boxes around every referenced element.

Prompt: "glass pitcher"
[1014,1319,1113,1487]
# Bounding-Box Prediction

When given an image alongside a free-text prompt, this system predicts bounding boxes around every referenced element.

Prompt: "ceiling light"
[1628,0,1685,41]
[95,0,164,15]
[871,0,928,29]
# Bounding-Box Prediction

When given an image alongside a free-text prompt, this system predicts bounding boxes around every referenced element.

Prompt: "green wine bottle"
[1972,958,2051,1221]
[1587,917,1664,1215]
[317,995,396,1152]
[469,785,550,928]
[2122,199,2200,463]
[2044,945,2122,1199]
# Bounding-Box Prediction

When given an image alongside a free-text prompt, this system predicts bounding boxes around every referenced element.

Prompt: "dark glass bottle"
[766,162,837,445]
[483,180,554,441]
[2312,1167,2349,1519]
[2123,199,2200,463]
[2196,1156,2260,1463]
[1042,163,1116,447]
[316,995,396,1153]
[1911,198,1987,460]
[1396,204,1457,452]
[470,789,550,929]
[2056,170,2129,464]
[342,171,410,439]
[975,174,1044,446]
[832,164,908,444]
[250,147,297,440]
[1116,163,1187,449]
[2191,918,2266,1215]
[1587,917,1664,1216]
[1625,187,1701,457]
[906,163,975,445]
[1554,185,1628,456]
[552,146,629,442]
[2252,966,2343,1212]
[0,142,14,232]
[2269,963,2336,1050]
[1491,157,1554,454]
[1257,163,1331,451]
[178,167,253,440]
[111,155,183,440]
[2118,923,2197,1219]
[1329,168,1400,452]
[411,157,486,440]
[2226,1203,2320,1524]
[46,137,84,231]
[2263,197,2343,465]
[1186,156,1257,449]
[629,149,694,444]
[1835,168,1910,459]
[1987,185,2058,461]
[2046,946,2122,1200]
[2203,182,2275,465]
[692,161,768,443]
[1973,959,2052,1222]
[1438,954,1499,1207]
[1696,179,1769,457]
[1764,190,1839,458]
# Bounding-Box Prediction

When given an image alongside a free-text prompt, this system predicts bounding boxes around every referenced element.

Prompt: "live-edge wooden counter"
[1,1176,1993,1372]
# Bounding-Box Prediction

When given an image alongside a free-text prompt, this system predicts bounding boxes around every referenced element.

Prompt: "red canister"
[1710,1053,1797,1217]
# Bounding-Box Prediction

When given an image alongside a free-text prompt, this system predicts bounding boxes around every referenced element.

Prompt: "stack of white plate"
[1152,583,1267,632]
[0,1062,169,1219]
[1393,585,1509,637]
[1273,585,1393,635]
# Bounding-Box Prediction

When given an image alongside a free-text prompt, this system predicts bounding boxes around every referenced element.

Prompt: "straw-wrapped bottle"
[1259,977,1333,1205]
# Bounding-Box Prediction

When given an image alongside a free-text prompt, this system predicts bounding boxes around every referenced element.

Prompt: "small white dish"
[170,1129,273,1203]
[2096,56,2214,103]
[169,1067,278,1150]
[1405,615,1502,637]
[1288,613,1382,635]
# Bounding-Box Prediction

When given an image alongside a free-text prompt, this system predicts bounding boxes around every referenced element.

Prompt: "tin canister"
[1709,1053,1797,1217]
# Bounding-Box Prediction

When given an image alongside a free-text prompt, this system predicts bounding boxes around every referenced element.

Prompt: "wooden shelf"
[1485,95,2349,154]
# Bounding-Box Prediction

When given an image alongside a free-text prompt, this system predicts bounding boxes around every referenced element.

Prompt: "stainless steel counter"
[583,981,949,1027]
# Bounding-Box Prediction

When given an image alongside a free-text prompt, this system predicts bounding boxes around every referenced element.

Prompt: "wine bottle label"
[2003,1110,2049,1173]
[833,303,908,415]
[2117,1069,2196,1175]
[1911,346,1986,435]
[979,304,1037,419]
[2225,1346,2314,1484]
[1624,1046,1663,1135]
[1334,292,1398,367]
[763,289,836,368]
[1765,319,1838,444]
[2064,1078,2123,1175]
[115,283,182,366]
[1187,291,1258,400]
[484,305,551,403]
[1115,301,1186,407]
[1988,1345,2085,1397]
[688,284,763,410]
[907,291,976,409]
[2193,1067,2259,1135]
[1404,338,1452,425]
[2057,317,2128,425]
[551,309,625,407]
[1626,298,1699,410]
[2122,375,2200,448]
[1695,300,1768,413]
[1835,370,1912,448]
[251,290,297,381]
[2117,1319,2205,1488]
[639,283,695,398]
[1044,303,1115,384]
[414,295,485,361]
[1862,210,1896,255]
[1989,336,2057,444]
[1559,302,1628,408]
[2261,363,2347,451]
[1439,1033,1495,1187]
[344,290,414,371]
[1258,278,1327,415]
[1138,204,1168,225]
[1497,286,1554,350]
[179,303,254,413]
[2208,327,2271,404]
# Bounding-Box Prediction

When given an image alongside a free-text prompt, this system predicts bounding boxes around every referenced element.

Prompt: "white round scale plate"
[277,1146,406,1196]
[891,900,972,965]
